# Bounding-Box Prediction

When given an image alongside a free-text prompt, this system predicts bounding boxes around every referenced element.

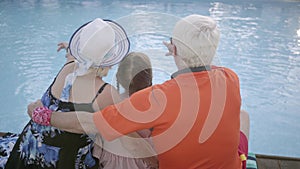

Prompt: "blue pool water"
[0,0,299,158]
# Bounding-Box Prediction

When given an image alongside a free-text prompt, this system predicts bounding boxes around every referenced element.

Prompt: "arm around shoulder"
[50,111,98,134]
[28,101,97,134]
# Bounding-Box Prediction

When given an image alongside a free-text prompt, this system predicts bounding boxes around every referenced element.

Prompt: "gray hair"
[172,14,220,67]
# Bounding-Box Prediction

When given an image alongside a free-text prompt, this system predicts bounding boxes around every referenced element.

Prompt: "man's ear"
[172,44,177,56]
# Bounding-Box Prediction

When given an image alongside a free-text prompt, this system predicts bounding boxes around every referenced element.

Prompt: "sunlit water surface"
[0,0,299,158]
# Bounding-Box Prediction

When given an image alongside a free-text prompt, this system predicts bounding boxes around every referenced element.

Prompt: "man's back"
[151,67,242,169]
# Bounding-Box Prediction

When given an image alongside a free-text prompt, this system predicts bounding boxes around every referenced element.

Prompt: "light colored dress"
[93,129,158,169]
[92,94,158,169]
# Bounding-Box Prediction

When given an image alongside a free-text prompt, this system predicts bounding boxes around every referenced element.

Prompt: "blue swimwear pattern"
[17,122,61,168]
[0,133,18,169]
[3,87,97,169]
[3,61,99,169]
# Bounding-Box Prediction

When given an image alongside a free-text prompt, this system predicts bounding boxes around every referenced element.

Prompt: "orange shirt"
[93,66,242,169]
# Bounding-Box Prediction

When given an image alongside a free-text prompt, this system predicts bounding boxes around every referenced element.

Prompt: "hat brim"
[100,19,130,67]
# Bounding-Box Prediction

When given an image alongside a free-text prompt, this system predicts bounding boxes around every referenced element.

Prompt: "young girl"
[93,52,158,169]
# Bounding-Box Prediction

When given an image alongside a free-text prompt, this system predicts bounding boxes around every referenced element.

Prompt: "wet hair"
[172,14,220,67]
[116,52,152,96]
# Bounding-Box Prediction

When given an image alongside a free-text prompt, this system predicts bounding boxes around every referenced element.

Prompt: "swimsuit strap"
[64,60,75,66]
[57,61,75,77]
[49,61,75,87]
[91,83,109,103]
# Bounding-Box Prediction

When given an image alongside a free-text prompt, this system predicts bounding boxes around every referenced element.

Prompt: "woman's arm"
[57,42,75,63]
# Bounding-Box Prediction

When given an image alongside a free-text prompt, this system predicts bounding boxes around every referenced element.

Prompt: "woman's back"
[5,61,116,169]
[50,61,118,112]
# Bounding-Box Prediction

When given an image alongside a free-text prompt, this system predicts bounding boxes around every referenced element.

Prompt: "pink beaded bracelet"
[32,107,53,126]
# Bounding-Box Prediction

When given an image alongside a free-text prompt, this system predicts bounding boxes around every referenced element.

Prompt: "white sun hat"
[69,18,130,68]
[60,18,130,101]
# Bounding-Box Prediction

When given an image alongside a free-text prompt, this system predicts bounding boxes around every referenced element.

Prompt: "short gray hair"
[172,15,220,67]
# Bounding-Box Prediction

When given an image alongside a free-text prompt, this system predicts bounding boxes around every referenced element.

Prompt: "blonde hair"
[96,67,110,77]
[116,52,152,96]
[172,14,220,67]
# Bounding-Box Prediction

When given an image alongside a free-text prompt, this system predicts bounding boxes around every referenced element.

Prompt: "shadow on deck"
[256,154,300,169]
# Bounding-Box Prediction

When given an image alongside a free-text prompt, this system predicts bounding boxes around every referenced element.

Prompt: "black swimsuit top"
[41,61,108,113]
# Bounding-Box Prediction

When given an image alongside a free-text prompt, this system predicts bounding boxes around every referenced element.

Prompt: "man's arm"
[28,85,163,139]
[28,100,98,134]
[51,111,98,134]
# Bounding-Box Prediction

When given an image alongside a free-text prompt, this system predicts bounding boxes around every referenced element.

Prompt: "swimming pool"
[0,0,299,158]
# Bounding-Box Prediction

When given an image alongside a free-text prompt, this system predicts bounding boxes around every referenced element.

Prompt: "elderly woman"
[4,18,130,169]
